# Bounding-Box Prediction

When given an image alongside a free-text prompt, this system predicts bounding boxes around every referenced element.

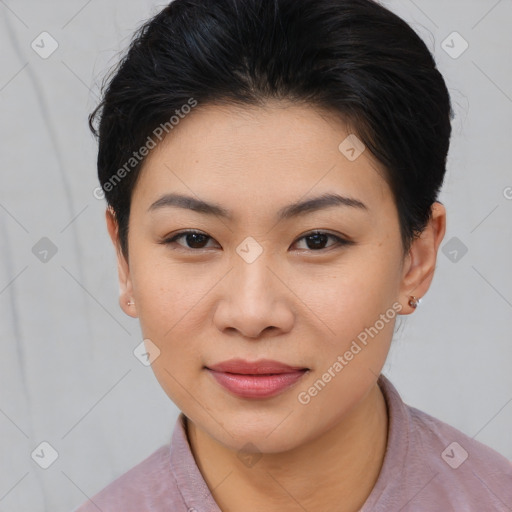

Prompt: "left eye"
[160,230,352,251]
[294,231,351,251]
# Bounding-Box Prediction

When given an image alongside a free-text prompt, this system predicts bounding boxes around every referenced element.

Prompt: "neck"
[187,381,389,512]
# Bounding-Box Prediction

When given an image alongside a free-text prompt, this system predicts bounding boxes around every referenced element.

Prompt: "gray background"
[1,1,511,510]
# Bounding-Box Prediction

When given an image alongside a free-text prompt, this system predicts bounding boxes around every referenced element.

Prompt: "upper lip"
[206,358,308,374]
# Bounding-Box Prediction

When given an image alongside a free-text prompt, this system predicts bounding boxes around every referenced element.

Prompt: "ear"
[105,207,138,318]
[398,202,446,315]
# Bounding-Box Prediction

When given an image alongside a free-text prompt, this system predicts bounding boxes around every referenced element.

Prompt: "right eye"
[159,230,220,250]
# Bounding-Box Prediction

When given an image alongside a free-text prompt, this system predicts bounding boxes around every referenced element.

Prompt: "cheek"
[129,253,222,392]
[131,237,401,341]
[292,260,399,426]
[130,256,208,405]
[294,249,401,387]
[130,248,211,328]
[294,248,400,329]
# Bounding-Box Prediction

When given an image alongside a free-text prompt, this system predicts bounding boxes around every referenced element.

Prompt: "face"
[107,101,443,453]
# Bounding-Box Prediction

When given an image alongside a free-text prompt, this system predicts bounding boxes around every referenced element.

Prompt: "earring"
[408,296,421,309]
[127,300,135,306]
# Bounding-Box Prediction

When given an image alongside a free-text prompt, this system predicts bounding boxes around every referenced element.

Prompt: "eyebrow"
[147,192,368,220]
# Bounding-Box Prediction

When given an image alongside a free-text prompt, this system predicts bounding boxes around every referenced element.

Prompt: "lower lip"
[206,369,308,399]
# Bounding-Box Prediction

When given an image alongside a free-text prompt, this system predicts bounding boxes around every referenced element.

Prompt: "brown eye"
[161,230,217,250]
[160,229,353,252]
[293,231,353,251]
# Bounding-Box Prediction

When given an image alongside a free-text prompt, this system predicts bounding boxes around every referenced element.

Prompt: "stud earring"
[127,300,135,306]
[408,296,421,309]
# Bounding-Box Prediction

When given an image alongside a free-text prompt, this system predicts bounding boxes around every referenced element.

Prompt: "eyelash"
[159,230,353,252]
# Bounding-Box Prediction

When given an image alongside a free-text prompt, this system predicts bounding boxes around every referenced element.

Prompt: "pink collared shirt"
[73,375,512,511]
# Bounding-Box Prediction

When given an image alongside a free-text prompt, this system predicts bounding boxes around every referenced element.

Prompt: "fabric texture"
[73,374,512,511]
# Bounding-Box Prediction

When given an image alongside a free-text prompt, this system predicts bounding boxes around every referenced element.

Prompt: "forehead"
[133,101,391,216]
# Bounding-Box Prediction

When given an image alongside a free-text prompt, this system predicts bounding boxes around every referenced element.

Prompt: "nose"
[213,256,295,339]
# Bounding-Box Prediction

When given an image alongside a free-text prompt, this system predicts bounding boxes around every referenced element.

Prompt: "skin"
[106,100,446,512]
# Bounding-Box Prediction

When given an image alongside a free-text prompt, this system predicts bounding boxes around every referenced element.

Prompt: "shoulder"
[365,375,512,511]
[72,413,220,512]
[72,443,185,512]
[407,402,512,504]
[380,374,512,510]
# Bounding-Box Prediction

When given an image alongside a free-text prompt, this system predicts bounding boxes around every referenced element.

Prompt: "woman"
[75,0,512,510]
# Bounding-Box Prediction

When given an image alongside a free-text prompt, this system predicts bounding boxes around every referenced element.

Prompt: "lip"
[207,358,308,374]
[205,358,309,399]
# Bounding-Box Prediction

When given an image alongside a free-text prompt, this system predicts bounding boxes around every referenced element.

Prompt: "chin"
[204,410,310,454]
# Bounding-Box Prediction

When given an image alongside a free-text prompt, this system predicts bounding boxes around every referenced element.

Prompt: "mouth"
[205,358,310,399]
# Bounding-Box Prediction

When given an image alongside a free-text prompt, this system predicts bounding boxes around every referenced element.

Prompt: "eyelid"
[159,229,354,251]
[159,229,218,249]
[293,230,354,251]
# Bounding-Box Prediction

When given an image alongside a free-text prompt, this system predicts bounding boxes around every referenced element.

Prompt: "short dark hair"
[89,0,453,259]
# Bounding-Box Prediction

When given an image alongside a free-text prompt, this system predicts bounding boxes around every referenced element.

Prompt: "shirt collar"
[169,413,223,512]
[360,373,411,510]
